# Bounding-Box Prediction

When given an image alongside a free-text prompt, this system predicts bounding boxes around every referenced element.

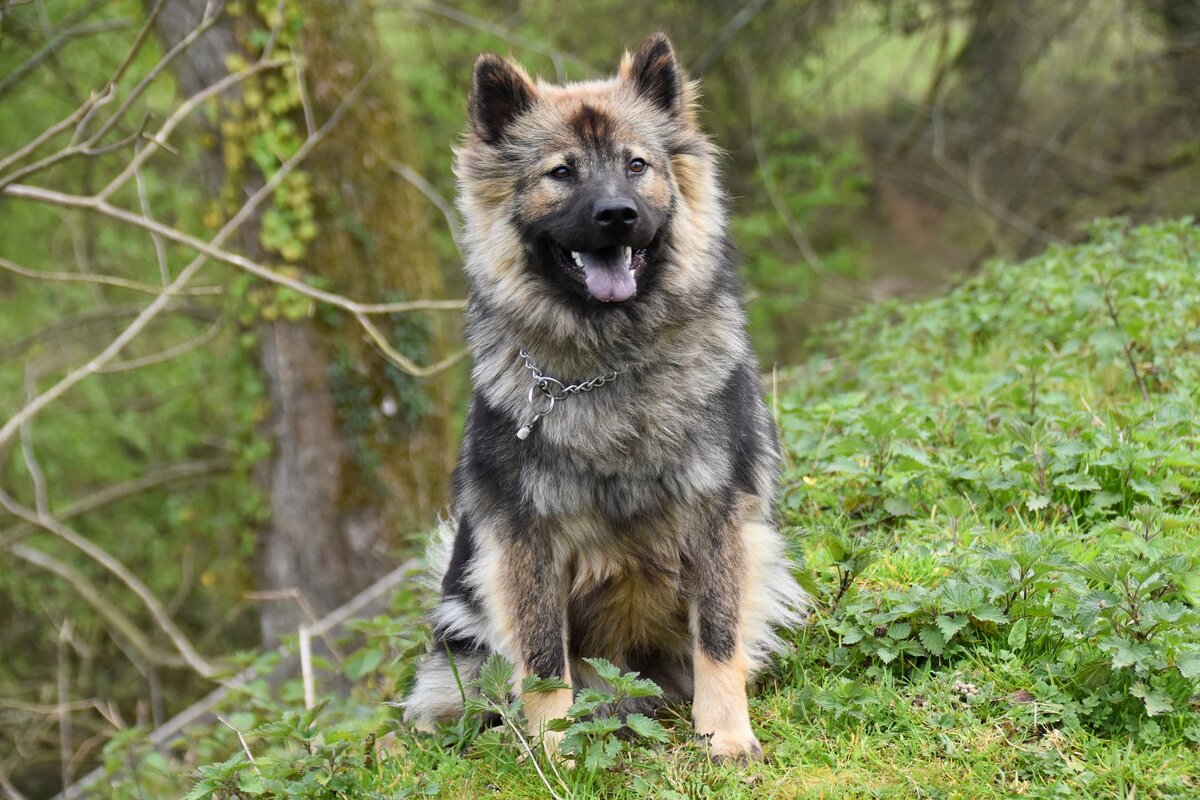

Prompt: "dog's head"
[456,34,723,313]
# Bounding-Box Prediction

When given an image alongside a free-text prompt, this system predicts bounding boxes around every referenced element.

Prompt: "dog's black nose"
[593,198,638,227]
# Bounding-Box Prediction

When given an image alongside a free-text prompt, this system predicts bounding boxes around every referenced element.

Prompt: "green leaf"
[184,780,221,800]
[1007,618,1028,650]
[237,772,265,795]
[886,621,912,640]
[936,615,970,642]
[1026,494,1051,512]
[971,605,1008,625]
[1177,654,1200,679]
[917,626,945,656]
[522,674,571,694]
[582,657,624,684]
[624,713,669,743]
[1129,683,1173,716]
[342,647,383,681]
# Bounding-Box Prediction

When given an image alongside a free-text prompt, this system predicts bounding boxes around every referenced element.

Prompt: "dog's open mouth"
[556,245,648,303]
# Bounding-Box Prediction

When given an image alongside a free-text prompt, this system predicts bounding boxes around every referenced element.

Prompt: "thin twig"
[97,316,224,373]
[57,620,72,793]
[217,716,260,773]
[0,55,284,192]
[0,17,133,100]
[132,141,170,285]
[388,159,463,255]
[0,256,223,297]
[1,459,230,547]
[8,542,187,666]
[299,626,315,711]
[1102,286,1150,401]
[0,491,217,676]
[5,185,466,313]
[97,55,287,200]
[0,86,109,175]
[88,0,228,144]
[355,311,467,377]
[389,0,593,81]
[19,367,49,517]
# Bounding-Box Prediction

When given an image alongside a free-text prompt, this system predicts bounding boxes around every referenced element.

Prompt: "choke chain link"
[515,349,626,440]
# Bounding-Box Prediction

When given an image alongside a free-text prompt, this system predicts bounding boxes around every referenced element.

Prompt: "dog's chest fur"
[468,300,755,521]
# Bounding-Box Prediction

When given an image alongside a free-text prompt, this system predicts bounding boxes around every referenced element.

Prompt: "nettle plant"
[461,654,669,773]
[781,219,1200,740]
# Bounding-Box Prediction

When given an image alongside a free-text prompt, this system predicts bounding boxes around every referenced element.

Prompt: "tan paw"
[540,727,565,755]
[707,728,763,764]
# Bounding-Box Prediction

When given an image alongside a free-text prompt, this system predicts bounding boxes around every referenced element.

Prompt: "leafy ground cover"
[104,219,1200,799]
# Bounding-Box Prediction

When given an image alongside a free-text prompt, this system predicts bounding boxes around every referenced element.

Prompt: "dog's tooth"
[624,246,632,266]
[571,251,583,267]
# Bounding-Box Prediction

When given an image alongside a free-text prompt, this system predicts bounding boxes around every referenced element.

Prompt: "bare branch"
[0,490,217,677]
[0,53,283,192]
[8,542,186,669]
[0,256,222,297]
[97,316,225,373]
[388,160,462,256]
[19,368,49,517]
[355,311,466,377]
[0,87,110,175]
[0,56,364,450]
[86,0,228,144]
[102,0,170,92]
[0,303,218,365]
[0,17,133,100]
[6,183,467,313]
[217,716,260,774]
[298,626,315,710]
[132,142,171,284]
[1,459,230,546]
[0,767,29,800]
[97,55,287,200]
[381,0,593,81]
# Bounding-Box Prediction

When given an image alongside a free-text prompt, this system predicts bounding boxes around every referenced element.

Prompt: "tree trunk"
[1156,0,1200,111]
[152,0,451,646]
[948,0,1033,136]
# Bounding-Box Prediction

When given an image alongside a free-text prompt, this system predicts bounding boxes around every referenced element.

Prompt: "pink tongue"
[584,266,637,302]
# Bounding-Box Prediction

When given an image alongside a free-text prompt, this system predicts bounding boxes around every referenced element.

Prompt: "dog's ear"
[624,33,685,117]
[469,54,536,144]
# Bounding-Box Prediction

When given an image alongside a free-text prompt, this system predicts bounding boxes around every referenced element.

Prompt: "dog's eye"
[628,158,647,175]
[549,165,573,180]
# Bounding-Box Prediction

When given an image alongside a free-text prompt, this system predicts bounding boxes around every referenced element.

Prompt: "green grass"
[107,218,1200,799]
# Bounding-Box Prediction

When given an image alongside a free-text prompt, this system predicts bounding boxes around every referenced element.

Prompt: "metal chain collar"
[515,349,626,440]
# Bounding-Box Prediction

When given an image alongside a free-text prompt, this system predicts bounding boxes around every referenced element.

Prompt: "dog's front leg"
[500,532,572,754]
[690,509,762,763]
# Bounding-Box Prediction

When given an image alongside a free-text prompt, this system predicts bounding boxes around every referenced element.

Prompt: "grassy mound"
[109,219,1200,799]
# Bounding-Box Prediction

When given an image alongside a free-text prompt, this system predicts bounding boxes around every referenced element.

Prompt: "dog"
[403,33,804,763]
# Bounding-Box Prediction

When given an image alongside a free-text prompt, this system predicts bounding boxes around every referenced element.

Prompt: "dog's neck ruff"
[514,349,626,440]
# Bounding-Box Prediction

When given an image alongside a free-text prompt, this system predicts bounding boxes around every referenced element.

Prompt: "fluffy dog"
[404,33,804,762]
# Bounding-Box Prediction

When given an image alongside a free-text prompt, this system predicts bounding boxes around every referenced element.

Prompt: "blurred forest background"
[0,0,1197,795]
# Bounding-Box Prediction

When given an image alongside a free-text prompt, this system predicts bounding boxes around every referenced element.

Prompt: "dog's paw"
[516,728,572,765]
[540,727,566,755]
[706,728,763,765]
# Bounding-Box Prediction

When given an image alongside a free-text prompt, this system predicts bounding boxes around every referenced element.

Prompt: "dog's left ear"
[622,33,686,117]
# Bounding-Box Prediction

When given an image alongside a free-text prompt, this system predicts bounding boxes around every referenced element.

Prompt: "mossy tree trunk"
[153,0,453,646]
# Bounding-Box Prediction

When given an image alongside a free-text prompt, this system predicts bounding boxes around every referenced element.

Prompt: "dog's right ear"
[469,54,535,145]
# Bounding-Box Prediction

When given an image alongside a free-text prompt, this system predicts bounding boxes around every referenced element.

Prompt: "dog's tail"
[417,514,458,594]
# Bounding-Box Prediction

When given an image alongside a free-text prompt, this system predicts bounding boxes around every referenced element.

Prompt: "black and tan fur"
[403,34,805,762]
